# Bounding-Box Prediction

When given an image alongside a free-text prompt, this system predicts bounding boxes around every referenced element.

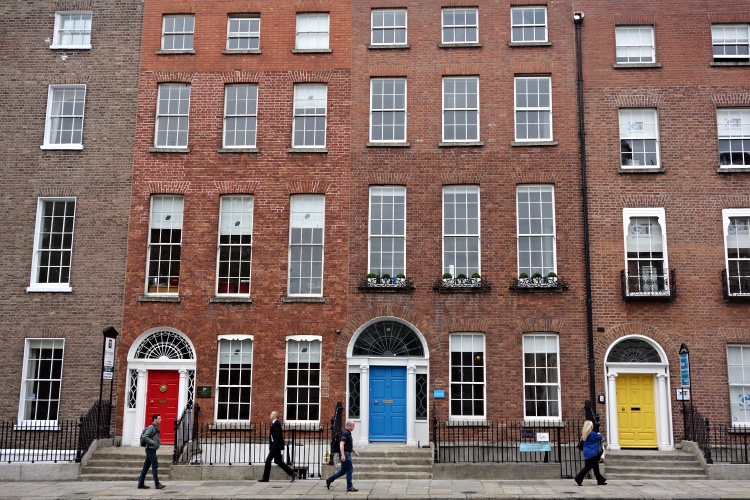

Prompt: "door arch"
[347,317,429,446]
[604,335,673,450]
[122,328,196,446]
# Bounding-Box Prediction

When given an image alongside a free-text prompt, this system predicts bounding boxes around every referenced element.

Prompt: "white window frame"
[215,335,254,422]
[51,11,92,49]
[516,185,556,278]
[223,84,258,149]
[723,209,750,297]
[216,195,253,296]
[285,336,322,423]
[41,85,86,150]
[146,195,184,295]
[717,108,750,167]
[442,8,478,44]
[28,197,76,293]
[161,14,195,51]
[619,108,660,168]
[18,338,65,427]
[727,344,750,426]
[615,26,656,64]
[287,194,325,297]
[295,13,330,50]
[226,15,260,51]
[510,6,548,43]
[443,186,480,277]
[368,186,406,277]
[622,207,670,296]
[449,333,486,420]
[523,334,561,421]
[292,83,327,148]
[154,83,191,149]
[370,78,407,143]
[712,24,750,61]
[514,76,552,142]
[371,9,407,46]
[442,76,480,143]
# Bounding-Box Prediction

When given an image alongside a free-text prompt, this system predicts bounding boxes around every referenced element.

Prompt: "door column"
[177,369,188,414]
[406,365,416,446]
[607,372,620,450]
[358,365,369,446]
[656,373,672,450]
[135,369,148,445]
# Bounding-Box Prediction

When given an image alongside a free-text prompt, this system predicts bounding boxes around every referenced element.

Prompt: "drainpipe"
[573,12,597,413]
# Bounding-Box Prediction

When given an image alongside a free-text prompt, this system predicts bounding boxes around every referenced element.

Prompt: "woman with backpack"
[574,420,607,486]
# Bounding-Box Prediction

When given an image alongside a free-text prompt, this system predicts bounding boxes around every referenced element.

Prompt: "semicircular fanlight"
[353,321,424,357]
[607,338,662,363]
[135,330,194,359]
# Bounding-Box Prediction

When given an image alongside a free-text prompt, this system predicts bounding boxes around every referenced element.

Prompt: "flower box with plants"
[433,273,491,293]
[509,271,568,291]
[359,272,415,292]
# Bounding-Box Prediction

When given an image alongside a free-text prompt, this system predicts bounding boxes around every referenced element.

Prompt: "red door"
[145,370,180,445]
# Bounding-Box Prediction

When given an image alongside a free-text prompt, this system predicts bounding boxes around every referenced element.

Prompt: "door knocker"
[159,383,168,393]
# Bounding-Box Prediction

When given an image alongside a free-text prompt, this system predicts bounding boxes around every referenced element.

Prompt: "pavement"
[2,479,750,500]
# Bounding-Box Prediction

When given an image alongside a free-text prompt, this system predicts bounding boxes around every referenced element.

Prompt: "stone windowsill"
[138,295,180,303]
[210,296,253,303]
[292,48,332,54]
[618,166,666,174]
[438,141,484,147]
[710,61,750,67]
[522,420,565,428]
[509,41,553,47]
[366,141,410,147]
[368,44,410,50]
[446,420,490,427]
[50,45,91,51]
[717,166,750,173]
[283,296,326,303]
[222,49,261,55]
[439,42,482,48]
[613,62,662,69]
[155,49,195,55]
[26,286,73,293]
[209,422,254,430]
[287,147,329,154]
[217,147,258,154]
[149,147,190,153]
[40,144,83,151]
[511,140,558,147]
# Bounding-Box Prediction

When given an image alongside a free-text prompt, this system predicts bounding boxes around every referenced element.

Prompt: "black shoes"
[137,484,150,489]
[575,479,582,486]
[598,481,607,485]
[155,484,166,489]
[257,479,269,482]
[291,472,298,482]
[325,479,331,490]
[347,488,359,492]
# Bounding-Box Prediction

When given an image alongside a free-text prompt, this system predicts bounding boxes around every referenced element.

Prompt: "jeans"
[327,452,354,490]
[575,455,606,484]
[138,448,160,486]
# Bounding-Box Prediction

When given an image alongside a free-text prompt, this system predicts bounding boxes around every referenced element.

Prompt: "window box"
[434,276,490,293]
[358,275,415,292]
[722,269,750,302]
[510,275,567,292]
[620,268,676,301]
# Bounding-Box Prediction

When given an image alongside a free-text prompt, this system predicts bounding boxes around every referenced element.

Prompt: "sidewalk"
[2,478,750,499]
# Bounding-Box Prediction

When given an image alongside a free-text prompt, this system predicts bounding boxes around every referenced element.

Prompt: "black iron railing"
[173,402,200,464]
[683,404,750,464]
[620,268,676,300]
[77,400,113,461]
[721,269,750,302]
[509,276,568,292]
[432,406,585,478]
[357,276,416,292]
[433,277,492,293]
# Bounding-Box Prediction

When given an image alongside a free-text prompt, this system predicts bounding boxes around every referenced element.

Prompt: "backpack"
[140,425,154,447]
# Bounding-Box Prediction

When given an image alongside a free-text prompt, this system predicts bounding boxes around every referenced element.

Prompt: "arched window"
[607,338,662,363]
[135,330,194,359]
[353,321,424,356]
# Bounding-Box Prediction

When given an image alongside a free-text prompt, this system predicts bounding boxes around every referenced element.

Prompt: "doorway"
[369,366,407,442]
[616,373,657,448]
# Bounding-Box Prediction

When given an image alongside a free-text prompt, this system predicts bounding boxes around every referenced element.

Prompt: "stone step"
[79,473,170,481]
[606,465,705,475]
[353,471,432,480]
[356,456,433,466]
[608,473,708,481]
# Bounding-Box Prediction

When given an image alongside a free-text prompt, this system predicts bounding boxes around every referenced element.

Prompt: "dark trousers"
[575,455,606,484]
[138,448,160,486]
[261,447,295,479]
[327,452,354,490]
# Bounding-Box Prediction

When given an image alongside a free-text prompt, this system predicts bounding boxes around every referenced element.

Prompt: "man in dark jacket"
[138,414,166,489]
[258,411,297,482]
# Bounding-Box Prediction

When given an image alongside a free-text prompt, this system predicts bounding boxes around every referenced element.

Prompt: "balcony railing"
[357,276,416,292]
[620,268,676,301]
[433,277,491,293]
[722,270,750,302]
[509,276,568,292]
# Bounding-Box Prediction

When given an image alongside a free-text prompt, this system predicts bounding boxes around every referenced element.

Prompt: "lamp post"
[98,326,119,439]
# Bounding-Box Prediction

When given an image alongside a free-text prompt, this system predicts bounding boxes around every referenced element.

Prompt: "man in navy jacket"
[258,411,297,482]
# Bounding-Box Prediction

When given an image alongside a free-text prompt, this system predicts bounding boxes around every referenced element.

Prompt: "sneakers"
[155,484,166,489]
[137,484,150,489]
[325,479,331,490]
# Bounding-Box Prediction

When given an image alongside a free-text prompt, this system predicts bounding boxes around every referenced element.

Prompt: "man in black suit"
[258,411,297,482]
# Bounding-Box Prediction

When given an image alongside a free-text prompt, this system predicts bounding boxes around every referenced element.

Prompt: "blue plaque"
[433,390,445,399]
[680,352,690,388]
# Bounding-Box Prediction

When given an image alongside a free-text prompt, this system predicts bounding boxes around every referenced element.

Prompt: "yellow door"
[616,374,657,448]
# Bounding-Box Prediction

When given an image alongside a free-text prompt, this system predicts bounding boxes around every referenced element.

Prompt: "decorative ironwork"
[509,276,568,292]
[416,373,428,420]
[348,373,360,419]
[135,330,194,359]
[127,369,138,409]
[606,338,662,363]
[433,277,491,293]
[722,269,750,302]
[353,321,424,357]
[357,276,416,292]
[188,370,195,406]
[620,268,676,300]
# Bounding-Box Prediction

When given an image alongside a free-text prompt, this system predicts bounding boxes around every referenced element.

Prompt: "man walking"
[258,411,297,482]
[325,420,359,492]
[138,414,166,490]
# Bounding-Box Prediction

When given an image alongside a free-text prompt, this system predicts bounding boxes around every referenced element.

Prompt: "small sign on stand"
[676,388,691,401]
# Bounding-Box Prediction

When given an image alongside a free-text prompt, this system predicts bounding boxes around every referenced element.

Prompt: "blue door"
[369,366,407,441]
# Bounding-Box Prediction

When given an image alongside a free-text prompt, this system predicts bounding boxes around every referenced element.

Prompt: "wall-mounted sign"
[676,388,691,401]
[103,338,116,380]
[680,352,690,388]
[536,432,550,442]
[520,429,534,440]
[520,442,551,452]
[196,386,212,398]
[433,390,445,399]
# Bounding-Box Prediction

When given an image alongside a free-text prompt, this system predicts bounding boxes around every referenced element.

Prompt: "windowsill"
[287,147,329,154]
[40,144,83,151]
[282,421,322,430]
[155,49,196,55]
[368,44,410,50]
[509,41,552,47]
[438,141,484,147]
[50,45,91,50]
[613,62,662,69]
[149,147,190,153]
[138,295,180,303]
[366,141,410,147]
[446,419,489,427]
[618,166,665,174]
[283,296,326,303]
[717,166,750,173]
[217,147,258,153]
[522,420,564,427]
[222,49,261,55]
[710,61,750,67]
[209,421,254,430]
[26,285,73,293]
[14,423,59,431]
[210,296,253,303]
[511,140,558,147]
[729,424,750,433]
[439,42,482,48]
[291,48,332,54]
